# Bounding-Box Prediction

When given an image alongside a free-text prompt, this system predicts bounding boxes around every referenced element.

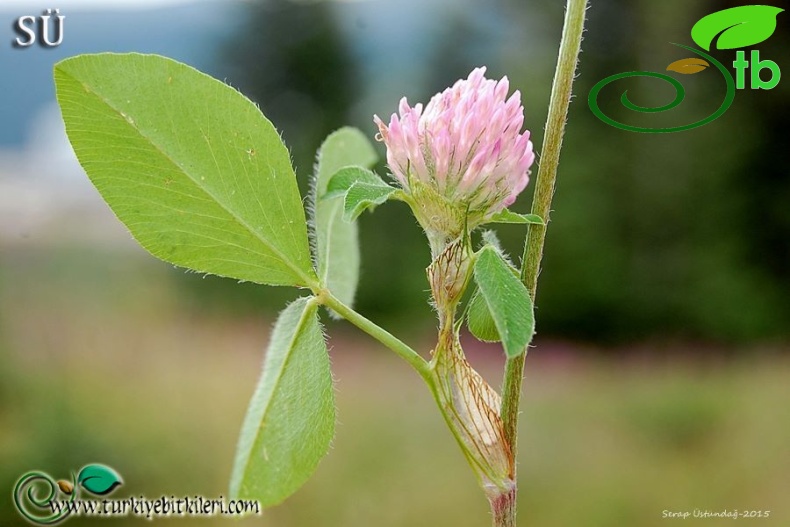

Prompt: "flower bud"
[375,67,534,244]
[427,237,472,314]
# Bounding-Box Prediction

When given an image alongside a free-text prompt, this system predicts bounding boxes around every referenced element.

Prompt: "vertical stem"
[491,487,517,527]
[496,0,589,525]
[502,0,588,453]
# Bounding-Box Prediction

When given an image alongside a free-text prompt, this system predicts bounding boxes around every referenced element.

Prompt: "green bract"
[486,210,544,225]
[342,181,399,221]
[324,166,398,221]
[323,166,384,200]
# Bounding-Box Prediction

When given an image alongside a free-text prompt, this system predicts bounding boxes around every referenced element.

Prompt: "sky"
[0,0,235,244]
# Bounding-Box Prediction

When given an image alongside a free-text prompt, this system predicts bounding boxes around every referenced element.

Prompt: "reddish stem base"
[489,486,517,527]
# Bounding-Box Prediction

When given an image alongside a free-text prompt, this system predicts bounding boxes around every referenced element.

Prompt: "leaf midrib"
[240,298,316,489]
[58,65,317,289]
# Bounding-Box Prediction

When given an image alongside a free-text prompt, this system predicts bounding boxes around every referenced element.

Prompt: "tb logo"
[589,5,784,133]
[733,50,781,90]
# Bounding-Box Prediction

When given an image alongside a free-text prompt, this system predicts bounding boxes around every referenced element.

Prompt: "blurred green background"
[1,0,788,526]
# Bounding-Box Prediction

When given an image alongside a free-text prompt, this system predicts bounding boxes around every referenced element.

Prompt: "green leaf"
[343,182,398,221]
[77,465,123,496]
[230,297,335,507]
[323,166,384,200]
[467,288,501,342]
[691,6,784,51]
[54,53,315,287]
[487,209,544,225]
[312,128,377,311]
[466,240,520,343]
[473,246,535,358]
[323,165,397,221]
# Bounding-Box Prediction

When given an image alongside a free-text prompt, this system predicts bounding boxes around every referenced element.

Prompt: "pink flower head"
[374,67,534,227]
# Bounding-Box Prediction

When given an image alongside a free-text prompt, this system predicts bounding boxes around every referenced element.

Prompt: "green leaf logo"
[691,5,784,51]
[77,464,123,495]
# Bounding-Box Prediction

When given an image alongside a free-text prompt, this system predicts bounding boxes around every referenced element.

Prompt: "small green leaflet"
[467,289,501,342]
[323,166,384,200]
[325,167,397,221]
[230,297,335,508]
[343,182,398,221]
[466,238,519,343]
[486,209,544,225]
[472,246,535,358]
[54,53,315,287]
[691,6,784,51]
[312,128,378,311]
[77,465,123,496]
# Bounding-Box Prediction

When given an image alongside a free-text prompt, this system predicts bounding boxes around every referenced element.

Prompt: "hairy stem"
[319,290,432,382]
[496,0,589,525]
[491,486,517,527]
[319,288,510,496]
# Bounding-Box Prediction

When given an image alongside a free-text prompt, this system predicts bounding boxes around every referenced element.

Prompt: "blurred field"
[1,248,788,526]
